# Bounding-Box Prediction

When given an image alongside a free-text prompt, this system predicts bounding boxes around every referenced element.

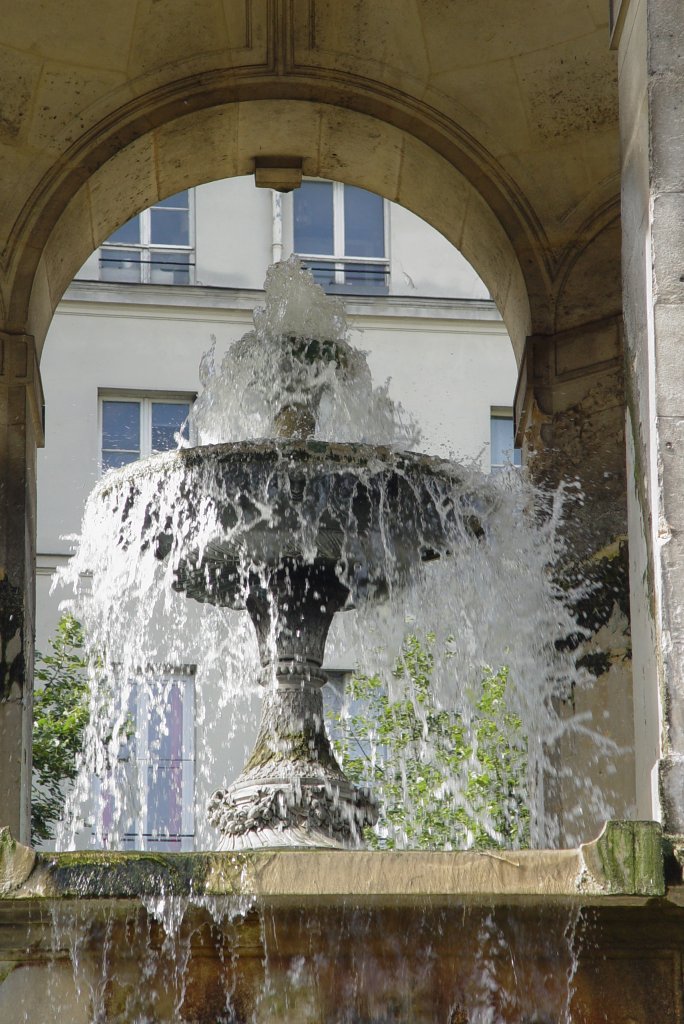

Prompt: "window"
[293,180,388,293]
[97,669,196,852]
[100,393,192,471]
[100,190,194,284]
[490,411,522,472]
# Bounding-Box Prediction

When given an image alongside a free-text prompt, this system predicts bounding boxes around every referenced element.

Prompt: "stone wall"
[516,315,635,841]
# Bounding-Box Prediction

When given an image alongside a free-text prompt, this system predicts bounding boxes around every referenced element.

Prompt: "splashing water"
[190,256,421,447]
[53,257,617,855]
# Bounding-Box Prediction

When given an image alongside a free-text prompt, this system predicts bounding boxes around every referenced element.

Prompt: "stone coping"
[0,821,669,906]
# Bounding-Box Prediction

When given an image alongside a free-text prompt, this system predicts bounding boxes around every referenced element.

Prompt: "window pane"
[150,208,189,246]
[147,681,184,840]
[102,401,140,452]
[343,261,387,290]
[148,682,184,761]
[491,416,521,470]
[147,764,183,838]
[106,215,140,245]
[344,186,384,258]
[155,190,189,209]
[294,181,334,255]
[100,248,142,283]
[151,402,190,452]
[149,251,190,285]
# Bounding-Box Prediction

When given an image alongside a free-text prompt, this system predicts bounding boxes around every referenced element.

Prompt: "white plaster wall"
[194,177,273,288]
[352,316,513,462]
[386,203,489,299]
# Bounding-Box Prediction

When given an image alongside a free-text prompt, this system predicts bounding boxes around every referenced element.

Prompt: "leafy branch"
[31,614,90,843]
[328,632,530,850]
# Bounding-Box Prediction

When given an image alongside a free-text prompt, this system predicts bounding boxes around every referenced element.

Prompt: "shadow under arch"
[20,98,531,364]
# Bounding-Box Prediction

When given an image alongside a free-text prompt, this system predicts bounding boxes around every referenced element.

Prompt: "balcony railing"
[298,255,389,295]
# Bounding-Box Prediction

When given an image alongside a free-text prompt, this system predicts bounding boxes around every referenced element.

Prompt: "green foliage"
[328,633,530,851]
[31,614,90,843]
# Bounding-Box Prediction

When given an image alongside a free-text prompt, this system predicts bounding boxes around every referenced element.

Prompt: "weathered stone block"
[649,74,684,192]
[580,819,664,895]
[653,195,684,305]
[659,754,684,834]
[653,304,684,416]
[656,415,684,531]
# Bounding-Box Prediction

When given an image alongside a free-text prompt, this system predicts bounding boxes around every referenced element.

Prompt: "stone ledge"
[0,820,666,905]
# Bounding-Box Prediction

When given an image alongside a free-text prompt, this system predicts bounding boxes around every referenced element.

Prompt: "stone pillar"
[0,333,44,844]
[616,0,684,832]
[515,316,635,844]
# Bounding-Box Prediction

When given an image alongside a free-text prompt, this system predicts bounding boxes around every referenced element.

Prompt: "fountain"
[85,258,484,851]
[171,439,471,849]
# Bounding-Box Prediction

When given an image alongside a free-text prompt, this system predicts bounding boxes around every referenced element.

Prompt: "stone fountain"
[162,437,467,849]
[75,257,479,851]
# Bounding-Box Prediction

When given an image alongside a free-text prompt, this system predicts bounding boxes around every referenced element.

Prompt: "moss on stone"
[583,820,665,896]
[38,850,256,899]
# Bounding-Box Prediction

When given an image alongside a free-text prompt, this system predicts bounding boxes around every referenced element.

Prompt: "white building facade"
[36,176,518,851]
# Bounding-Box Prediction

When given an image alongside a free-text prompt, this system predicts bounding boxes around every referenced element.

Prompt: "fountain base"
[208,669,377,850]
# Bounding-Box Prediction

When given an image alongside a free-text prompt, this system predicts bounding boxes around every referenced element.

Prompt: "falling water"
[190,258,421,448]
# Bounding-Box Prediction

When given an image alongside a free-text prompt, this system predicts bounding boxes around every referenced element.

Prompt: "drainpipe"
[272,190,283,264]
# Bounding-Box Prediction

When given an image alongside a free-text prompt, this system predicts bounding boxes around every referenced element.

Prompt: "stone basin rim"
[0,821,669,905]
[93,438,467,497]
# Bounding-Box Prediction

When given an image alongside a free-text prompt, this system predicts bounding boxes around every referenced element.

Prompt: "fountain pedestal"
[206,561,377,850]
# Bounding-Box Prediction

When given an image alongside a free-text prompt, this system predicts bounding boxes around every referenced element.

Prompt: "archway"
[20,100,532,363]
[1,92,631,847]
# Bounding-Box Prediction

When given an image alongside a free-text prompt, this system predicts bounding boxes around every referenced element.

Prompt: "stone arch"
[553,208,622,334]
[16,99,532,363]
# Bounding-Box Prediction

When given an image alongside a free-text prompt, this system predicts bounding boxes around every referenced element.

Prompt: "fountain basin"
[123,439,478,607]
[1,824,681,1023]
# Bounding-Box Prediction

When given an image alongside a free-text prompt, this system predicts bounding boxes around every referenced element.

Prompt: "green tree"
[31,613,90,843]
[328,632,530,850]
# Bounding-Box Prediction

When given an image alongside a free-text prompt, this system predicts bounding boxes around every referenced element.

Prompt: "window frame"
[98,390,195,473]
[293,179,390,293]
[94,666,196,853]
[489,407,522,473]
[99,190,196,285]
